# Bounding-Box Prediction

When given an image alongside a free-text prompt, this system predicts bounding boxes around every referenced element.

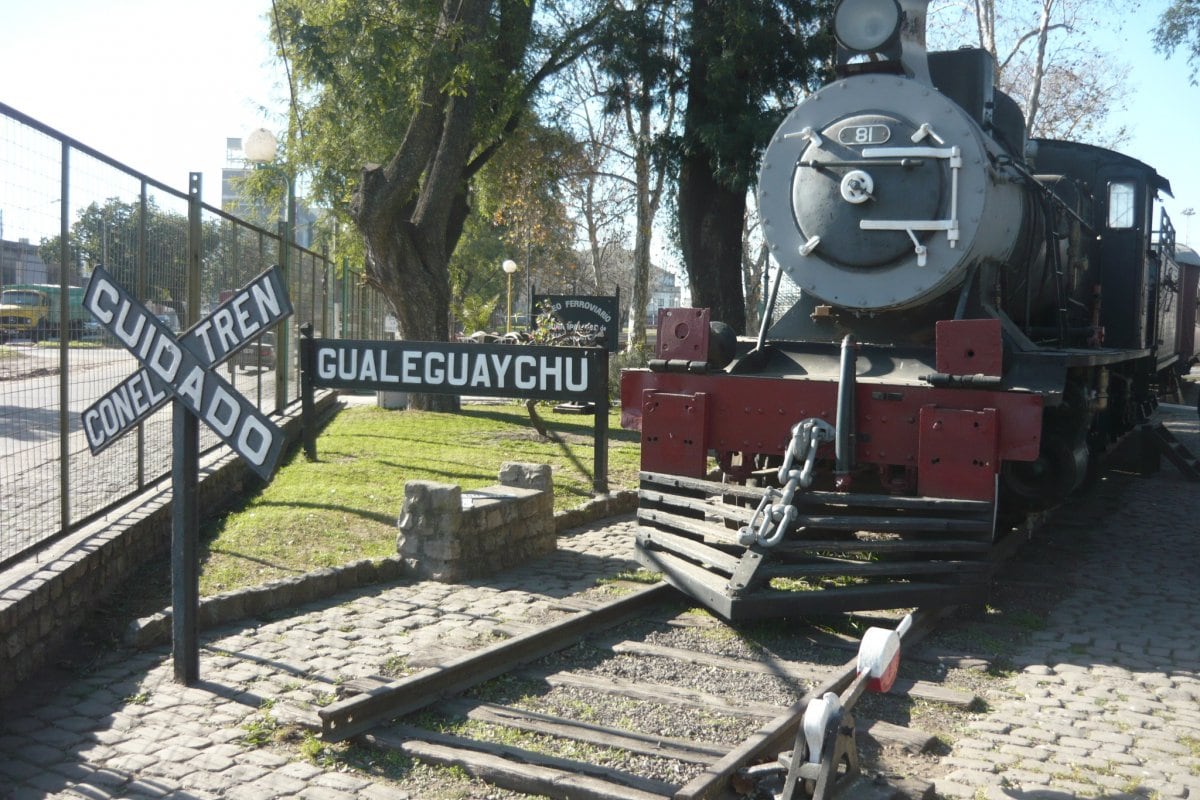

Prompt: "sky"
[1,0,1198,250]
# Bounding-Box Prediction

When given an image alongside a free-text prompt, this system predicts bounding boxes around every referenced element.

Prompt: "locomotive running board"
[636,470,999,621]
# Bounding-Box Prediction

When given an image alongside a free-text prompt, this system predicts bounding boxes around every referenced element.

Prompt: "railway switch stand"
[772,614,913,800]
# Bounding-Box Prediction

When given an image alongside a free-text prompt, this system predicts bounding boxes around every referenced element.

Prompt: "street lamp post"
[1183,207,1195,248]
[244,128,295,414]
[502,259,518,333]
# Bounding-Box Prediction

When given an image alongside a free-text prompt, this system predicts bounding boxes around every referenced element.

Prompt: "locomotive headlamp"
[833,0,901,53]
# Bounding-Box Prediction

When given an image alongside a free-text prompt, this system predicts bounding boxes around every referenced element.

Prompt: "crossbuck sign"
[83,265,293,480]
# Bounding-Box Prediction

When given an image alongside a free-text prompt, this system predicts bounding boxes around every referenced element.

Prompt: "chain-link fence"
[0,103,388,567]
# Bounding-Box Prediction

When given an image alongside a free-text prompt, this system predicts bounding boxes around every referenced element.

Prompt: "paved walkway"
[0,520,642,799]
[937,405,1200,799]
[1,410,1198,799]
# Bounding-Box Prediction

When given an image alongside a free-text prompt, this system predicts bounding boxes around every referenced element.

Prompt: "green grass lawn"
[198,401,642,595]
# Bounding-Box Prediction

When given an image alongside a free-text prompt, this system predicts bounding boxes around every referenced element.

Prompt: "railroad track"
[283,579,995,800]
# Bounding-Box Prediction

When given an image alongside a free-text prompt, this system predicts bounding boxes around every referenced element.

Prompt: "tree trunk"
[677,153,748,334]
[345,0,489,413]
[627,99,654,354]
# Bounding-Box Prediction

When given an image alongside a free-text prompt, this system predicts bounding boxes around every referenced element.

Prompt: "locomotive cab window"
[1107,181,1137,229]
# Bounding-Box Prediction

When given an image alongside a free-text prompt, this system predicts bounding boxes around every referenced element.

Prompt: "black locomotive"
[620,0,1199,620]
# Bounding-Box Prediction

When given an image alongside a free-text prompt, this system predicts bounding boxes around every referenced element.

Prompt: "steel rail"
[672,605,952,800]
[319,581,675,742]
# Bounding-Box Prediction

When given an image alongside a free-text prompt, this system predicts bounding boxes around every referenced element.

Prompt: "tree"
[38,197,221,318]
[675,0,830,335]
[1155,0,1200,84]
[592,0,681,352]
[273,0,609,410]
[928,0,1132,145]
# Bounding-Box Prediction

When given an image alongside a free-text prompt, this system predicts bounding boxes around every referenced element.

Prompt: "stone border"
[124,489,638,649]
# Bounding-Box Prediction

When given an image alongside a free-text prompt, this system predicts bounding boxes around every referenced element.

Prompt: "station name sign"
[81,265,292,480]
[305,339,606,402]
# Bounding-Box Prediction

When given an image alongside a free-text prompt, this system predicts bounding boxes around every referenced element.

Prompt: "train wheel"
[1000,432,1089,509]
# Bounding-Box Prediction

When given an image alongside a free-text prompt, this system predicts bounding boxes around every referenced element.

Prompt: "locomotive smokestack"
[897,0,932,84]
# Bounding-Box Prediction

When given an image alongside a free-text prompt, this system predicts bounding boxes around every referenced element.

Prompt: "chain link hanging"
[738,418,835,548]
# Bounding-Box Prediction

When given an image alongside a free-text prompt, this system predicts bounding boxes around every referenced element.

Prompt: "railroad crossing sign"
[83,265,293,480]
[84,264,293,686]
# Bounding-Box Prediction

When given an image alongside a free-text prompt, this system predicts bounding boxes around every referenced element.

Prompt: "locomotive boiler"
[620,0,1199,620]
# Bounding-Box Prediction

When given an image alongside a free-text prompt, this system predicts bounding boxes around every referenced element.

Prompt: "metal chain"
[738,418,835,548]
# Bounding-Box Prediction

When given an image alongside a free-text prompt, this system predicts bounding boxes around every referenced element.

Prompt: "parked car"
[231,331,276,371]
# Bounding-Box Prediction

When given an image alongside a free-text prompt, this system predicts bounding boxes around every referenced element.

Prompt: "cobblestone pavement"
[1,410,1199,799]
[0,520,642,800]
[931,404,1200,800]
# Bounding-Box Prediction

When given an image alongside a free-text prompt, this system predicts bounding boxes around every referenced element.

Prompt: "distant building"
[648,265,682,324]
[0,238,49,286]
[220,137,318,248]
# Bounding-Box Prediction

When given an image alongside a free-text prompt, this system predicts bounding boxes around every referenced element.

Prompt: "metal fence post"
[58,141,71,533]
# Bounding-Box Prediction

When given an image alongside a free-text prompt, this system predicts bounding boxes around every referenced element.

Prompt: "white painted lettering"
[84,409,105,448]
[114,301,145,348]
[424,352,444,384]
[318,348,336,380]
[515,355,536,390]
[99,398,120,436]
[237,415,272,465]
[402,350,420,383]
[206,385,240,437]
[566,357,588,392]
[542,356,563,392]
[148,336,181,383]
[232,293,260,338]
[213,308,239,352]
[88,279,119,323]
[109,383,134,429]
[360,349,378,382]
[489,354,512,388]
[337,348,358,381]
[176,366,205,409]
[447,353,468,387]
[471,355,491,387]
[251,279,282,322]
[192,319,218,362]
[127,373,149,415]
[380,351,400,383]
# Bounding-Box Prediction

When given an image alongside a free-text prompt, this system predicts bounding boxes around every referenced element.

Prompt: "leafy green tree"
[1155,0,1200,84]
[590,0,680,352]
[272,0,610,410]
[38,197,222,319]
[675,0,830,335]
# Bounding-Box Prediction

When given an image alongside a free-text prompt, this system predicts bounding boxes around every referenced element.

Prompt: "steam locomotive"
[620,0,1199,620]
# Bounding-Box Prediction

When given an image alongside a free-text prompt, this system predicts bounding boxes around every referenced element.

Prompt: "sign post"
[84,264,293,684]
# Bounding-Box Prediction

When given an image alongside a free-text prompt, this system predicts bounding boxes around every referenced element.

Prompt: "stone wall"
[0,392,337,699]
[396,462,556,581]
